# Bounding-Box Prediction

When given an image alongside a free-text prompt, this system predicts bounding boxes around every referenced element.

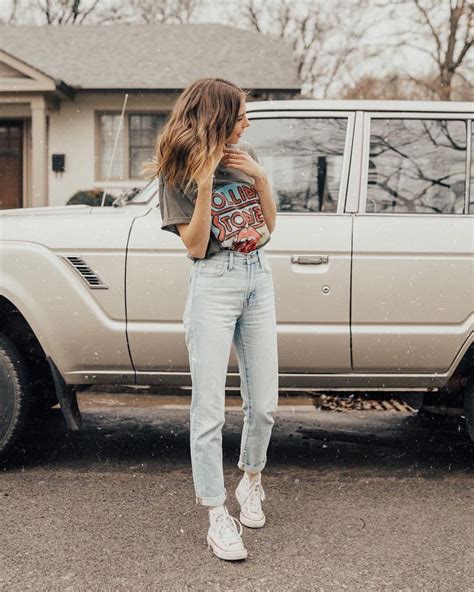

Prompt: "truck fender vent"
[64,256,108,289]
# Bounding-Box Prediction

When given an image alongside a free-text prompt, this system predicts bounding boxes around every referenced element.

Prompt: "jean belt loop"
[228,250,234,271]
[257,249,263,270]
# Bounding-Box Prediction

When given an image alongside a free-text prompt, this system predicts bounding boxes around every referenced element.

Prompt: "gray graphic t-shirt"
[159,141,271,260]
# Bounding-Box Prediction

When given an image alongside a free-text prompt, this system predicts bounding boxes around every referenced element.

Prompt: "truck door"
[243,110,355,380]
[351,112,473,374]
[126,111,356,386]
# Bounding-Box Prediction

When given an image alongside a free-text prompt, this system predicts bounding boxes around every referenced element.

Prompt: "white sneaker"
[207,505,248,561]
[235,473,266,528]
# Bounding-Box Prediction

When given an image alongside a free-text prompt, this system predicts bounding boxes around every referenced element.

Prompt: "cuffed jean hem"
[195,488,227,507]
[237,459,267,473]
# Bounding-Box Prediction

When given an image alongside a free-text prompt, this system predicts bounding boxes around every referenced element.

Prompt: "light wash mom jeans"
[183,247,279,507]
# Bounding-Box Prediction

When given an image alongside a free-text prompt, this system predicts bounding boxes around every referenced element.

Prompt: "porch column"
[31,96,48,207]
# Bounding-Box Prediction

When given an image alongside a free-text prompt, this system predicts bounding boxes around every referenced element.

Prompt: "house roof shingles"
[0,24,301,91]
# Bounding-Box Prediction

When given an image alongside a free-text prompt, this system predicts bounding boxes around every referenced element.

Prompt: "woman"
[147,77,278,561]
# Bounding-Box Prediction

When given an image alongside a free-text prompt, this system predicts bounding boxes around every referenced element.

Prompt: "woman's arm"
[176,178,213,259]
[253,173,276,234]
[176,147,224,259]
[223,146,276,234]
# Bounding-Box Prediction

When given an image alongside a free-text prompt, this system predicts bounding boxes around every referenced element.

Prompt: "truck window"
[244,117,349,213]
[365,118,467,214]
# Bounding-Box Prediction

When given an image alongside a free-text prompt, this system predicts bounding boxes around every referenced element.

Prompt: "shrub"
[66,189,117,207]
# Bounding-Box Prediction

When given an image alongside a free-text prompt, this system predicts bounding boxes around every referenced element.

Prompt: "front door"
[235,111,356,377]
[0,120,23,209]
[126,111,355,386]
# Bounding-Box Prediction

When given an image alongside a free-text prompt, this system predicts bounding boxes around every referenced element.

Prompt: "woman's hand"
[222,147,268,190]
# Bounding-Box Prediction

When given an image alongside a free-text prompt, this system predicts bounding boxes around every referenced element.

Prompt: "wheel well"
[0,296,56,399]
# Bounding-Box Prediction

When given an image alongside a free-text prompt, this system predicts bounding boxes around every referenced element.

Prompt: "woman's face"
[226,97,250,145]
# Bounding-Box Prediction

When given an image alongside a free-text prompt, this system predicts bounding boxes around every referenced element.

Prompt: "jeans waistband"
[207,248,266,270]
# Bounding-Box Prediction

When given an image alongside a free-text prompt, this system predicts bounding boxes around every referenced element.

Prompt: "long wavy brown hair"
[142,77,249,196]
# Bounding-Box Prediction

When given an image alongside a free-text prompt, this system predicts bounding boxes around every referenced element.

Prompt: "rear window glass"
[366,118,467,214]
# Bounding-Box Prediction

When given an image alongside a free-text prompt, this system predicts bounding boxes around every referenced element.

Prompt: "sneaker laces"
[244,480,266,514]
[214,510,244,546]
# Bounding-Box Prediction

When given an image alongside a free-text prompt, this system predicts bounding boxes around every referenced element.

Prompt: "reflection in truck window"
[366,118,467,214]
[244,118,348,213]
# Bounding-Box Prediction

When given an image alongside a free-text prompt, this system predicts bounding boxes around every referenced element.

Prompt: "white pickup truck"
[1,99,473,457]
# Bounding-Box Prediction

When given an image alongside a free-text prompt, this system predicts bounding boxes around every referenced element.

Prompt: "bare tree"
[342,73,431,100]
[37,0,102,24]
[122,0,200,24]
[377,0,473,100]
[0,0,125,25]
[222,0,375,99]
[3,0,470,101]
[0,0,22,24]
[344,70,474,100]
[0,0,204,25]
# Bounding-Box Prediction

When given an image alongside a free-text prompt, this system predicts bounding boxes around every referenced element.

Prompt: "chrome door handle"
[291,255,329,265]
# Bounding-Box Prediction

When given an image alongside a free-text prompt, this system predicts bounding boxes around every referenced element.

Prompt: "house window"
[98,114,125,180]
[97,112,167,181]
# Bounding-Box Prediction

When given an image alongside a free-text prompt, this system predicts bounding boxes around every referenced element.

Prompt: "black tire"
[463,379,474,442]
[28,373,59,419]
[0,332,32,459]
[418,388,464,418]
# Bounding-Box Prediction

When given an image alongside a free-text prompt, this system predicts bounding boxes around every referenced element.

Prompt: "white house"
[0,23,301,208]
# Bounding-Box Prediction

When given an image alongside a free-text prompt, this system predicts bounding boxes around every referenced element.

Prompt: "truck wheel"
[418,388,464,418]
[28,372,59,419]
[463,379,474,442]
[0,332,32,459]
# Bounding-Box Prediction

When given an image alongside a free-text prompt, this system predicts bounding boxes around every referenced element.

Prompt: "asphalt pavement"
[1,391,472,592]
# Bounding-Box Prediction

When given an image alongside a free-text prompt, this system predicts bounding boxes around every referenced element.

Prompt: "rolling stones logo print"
[194,181,270,254]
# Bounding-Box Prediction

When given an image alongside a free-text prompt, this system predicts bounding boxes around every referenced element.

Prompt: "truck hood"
[0,205,92,217]
[0,204,150,250]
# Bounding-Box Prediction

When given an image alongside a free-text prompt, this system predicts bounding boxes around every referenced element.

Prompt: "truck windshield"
[128,178,159,204]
